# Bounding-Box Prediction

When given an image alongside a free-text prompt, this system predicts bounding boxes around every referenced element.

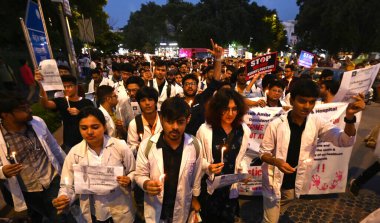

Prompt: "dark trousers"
[22,176,64,223]
[356,161,380,186]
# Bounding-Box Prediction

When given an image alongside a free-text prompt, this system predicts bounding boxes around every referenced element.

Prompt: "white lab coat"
[99,105,116,137]
[135,133,203,223]
[196,123,251,197]
[259,113,355,200]
[58,136,136,222]
[127,113,163,156]
[147,79,176,111]
[0,116,66,212]
[87,77,111,93]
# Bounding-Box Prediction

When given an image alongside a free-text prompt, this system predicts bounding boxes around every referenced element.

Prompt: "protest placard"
[39,59,64,91]
[301,102,362,194]
[298,50,314,68]
[246,52,277,80]
[334,64,380,102]
[73,165,123,195]
[239,105,285,195]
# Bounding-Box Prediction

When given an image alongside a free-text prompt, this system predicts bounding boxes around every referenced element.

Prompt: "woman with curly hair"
[196,88,250,222]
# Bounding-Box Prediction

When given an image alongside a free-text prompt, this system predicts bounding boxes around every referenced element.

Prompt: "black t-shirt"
[157,133,184,220]
[185,79,221,135]
[281,111,306,189]
[53,97,94,149]
[211,125,244,175]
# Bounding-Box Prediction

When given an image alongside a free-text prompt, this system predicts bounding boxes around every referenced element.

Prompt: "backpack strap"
[135,114,144,136]
[166,82,172,98]
[190,135,200,159]
[144,136,154,159]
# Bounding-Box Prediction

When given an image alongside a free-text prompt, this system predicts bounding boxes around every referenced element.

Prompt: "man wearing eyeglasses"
[35,74,94,153]
[0,95,67,222]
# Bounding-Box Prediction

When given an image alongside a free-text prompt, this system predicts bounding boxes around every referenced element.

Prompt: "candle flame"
[159,174,165,183]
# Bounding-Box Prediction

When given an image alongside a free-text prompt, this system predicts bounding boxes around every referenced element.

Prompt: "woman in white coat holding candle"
[52,107,136,222]
[196,88,251,223]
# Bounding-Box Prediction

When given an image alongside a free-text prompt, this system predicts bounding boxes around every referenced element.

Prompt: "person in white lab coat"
[259,79,365,223]
[52,107,136,223]
[196,88,250,223]
[135,97,203,223]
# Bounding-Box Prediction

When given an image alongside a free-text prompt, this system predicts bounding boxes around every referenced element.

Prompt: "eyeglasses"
[222,107,238,114]
[63,84,75,89]
[184,82,197,87]
[127,89,139,93]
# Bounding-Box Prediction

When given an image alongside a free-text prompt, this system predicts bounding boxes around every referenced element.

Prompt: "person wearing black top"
[196,88,250,223]
[36,74,94,153]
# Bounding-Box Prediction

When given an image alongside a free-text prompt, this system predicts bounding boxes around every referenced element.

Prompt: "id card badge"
[131,102,140,117]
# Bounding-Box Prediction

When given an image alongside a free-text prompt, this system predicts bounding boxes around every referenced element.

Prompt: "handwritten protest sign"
[334,64,380,102]
[298,50,314,68]
[39,59,64,91]
[246,52,277,80]
[207,173,250,195]
[73,165,123,195]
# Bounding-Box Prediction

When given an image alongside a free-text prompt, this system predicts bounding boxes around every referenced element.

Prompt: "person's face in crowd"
[79,115,105,147]
[166,73,175,84]
[284,68,293,79]
[142,70,153,81]
[63,81,77,97]
[169,64,176,70]
[319,84,328,101]
[267,86,284,101]
[126,83,140,101]
[183,79,198,97]
[206,69,214,81]
[139,98,156,115]
[121,71,133,82]
[175,74,183,86]
[92,73,102,84]
[112,71,121,80]
[290,95,317,119]
[237,73,246,84]
[154,65,167,81]
[7,103,33,123]
[107,92,118,108]
[59,68,70,76]
[276,71,284,79]
[221,99,238,126]
[179,64,187,74]
[162,116,188,141]
[225,70,233,80]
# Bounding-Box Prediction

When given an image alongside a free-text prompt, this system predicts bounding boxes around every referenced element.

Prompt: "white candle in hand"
[64,177,70,195]
[11,152,18,164]
[159,174,165,196]
[65,96,71,108]
[221,146,226,163]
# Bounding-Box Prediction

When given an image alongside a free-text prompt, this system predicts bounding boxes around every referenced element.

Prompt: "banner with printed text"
[239,105,285,196]
[334,64,380,102]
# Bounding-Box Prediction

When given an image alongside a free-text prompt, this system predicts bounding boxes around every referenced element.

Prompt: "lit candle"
[64,176,69,186]
[11,152,18,164]
[188,100,193,107]
[65,96,71,108]
[159,174,165,184]
[139,133,143,141]
[221,146,226,163]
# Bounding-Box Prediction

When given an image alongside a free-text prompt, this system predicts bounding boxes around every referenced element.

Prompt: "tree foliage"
[295,0,380,54]
[122,0,286,53]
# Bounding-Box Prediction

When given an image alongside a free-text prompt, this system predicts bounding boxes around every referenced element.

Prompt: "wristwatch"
[344,115,356,124]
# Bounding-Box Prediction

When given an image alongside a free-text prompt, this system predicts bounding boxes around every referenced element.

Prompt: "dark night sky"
[104,0,299,29]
